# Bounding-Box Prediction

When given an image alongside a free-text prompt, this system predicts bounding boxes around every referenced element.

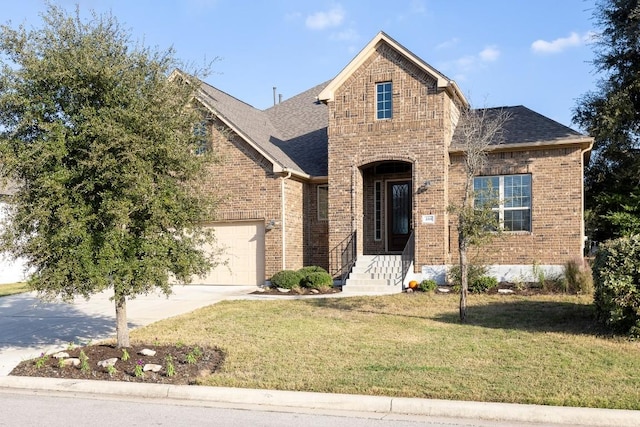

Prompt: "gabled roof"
[318,31,468,107]
[196,76,330,178]
[450,106,593,152]
[264,82,330,177]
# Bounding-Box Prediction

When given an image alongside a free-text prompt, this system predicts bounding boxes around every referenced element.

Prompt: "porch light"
[265,219,278,230]
[417,180,432,193]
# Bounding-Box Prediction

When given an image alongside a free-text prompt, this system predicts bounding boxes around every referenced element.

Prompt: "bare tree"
[451,106,510,321]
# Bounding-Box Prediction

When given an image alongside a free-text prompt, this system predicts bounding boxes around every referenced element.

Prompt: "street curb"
[0,376,638,426]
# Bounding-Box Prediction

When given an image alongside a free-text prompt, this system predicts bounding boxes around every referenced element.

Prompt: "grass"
[131,292,640,410]
[0,282,28,297]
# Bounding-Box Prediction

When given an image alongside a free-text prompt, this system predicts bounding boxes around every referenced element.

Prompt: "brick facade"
[448,147,585,266]
[327,43,455,272]
[196,32,590,285]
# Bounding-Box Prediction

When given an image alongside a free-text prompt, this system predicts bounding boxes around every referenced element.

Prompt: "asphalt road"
[0,389,561,427]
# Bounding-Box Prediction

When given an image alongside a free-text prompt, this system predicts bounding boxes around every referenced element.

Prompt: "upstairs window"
[473,174,532,232]
[376,82,392,119]
[193,121,209,155]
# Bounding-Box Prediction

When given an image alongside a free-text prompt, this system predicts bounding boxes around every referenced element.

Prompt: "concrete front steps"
[342,255,404,295]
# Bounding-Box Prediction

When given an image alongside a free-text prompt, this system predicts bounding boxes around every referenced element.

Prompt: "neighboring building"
[0,181,27,284]
[191,31,593,290]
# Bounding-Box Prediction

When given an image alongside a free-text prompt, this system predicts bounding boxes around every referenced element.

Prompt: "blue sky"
[3,0,597,129]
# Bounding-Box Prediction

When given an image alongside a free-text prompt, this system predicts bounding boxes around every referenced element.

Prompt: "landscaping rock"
[498,289,515,294]
[277,288,291,293]
[97,358,118,368]
[143,363,162,372]
[139,348,156,357]
[62,358,80,367]
[437,288,451,293]
[310,289,320,294]
[52,352,69,359]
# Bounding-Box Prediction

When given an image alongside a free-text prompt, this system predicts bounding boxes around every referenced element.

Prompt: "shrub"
[419,279,437,292]
[469,276,498,293]
[270,270,303,289]
[592,235,640,336]
[448,264,488,290]
[563,258,594,295]
[301,271,333,290]
[297,266,328,276]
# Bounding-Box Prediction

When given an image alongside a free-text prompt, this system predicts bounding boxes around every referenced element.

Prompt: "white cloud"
[284,11,302,21]
[439,46,501,81]
[531,32,591,54]
[479,46,500,62]
[435,37,460,50]
[306,5,345,30]
[331,28,359,42]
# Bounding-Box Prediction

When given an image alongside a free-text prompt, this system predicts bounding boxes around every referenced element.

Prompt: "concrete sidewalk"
[0,285,255,375]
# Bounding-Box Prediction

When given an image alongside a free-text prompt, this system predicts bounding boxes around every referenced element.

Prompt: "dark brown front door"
[387,181,411,252]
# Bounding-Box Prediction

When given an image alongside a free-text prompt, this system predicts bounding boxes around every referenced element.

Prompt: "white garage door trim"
[195,221,265,286]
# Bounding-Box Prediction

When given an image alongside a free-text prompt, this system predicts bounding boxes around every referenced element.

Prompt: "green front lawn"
[132,292,640,410]
[0,282,28,297]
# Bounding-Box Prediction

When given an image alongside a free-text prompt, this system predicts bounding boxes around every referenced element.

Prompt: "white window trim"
[376,81,392,120]
[475,174,531,232]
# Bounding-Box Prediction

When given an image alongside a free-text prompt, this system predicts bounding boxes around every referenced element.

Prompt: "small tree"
[450,106,510,321]
[0,4,217,347]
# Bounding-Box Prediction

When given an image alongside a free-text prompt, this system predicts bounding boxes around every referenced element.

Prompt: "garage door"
[195,221,265,286]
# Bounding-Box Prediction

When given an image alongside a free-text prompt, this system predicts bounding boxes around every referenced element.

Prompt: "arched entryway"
[360,160,413,254]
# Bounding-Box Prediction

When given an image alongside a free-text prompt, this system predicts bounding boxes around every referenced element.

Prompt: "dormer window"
[376,82,392,119]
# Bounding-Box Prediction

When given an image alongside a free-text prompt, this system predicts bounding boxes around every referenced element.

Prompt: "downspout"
[281,170,292,270]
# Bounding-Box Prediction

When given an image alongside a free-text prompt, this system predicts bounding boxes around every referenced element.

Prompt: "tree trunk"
[459,243,468,322]
[115,293,130,348]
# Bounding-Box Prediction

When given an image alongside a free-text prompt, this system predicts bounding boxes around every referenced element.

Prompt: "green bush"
[592,235,640,336]
[448,264,488,289]
[563,258,594,295]
[270,270,303,289]
[297,266,328,276]
[419,279,437,292]
[301,271,333,290]
[469,276,498,293]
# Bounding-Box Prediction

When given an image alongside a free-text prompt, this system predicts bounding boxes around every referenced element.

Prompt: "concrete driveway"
[0,285,255,375]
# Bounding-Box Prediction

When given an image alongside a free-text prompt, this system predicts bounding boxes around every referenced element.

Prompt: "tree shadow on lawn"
[434,299,611,336]
[306,295,611,337]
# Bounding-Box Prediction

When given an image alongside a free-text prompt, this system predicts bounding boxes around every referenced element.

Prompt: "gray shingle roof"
[451,105,588,149]
[264,82,330,177]
[198,80,329,176]
[198,80,588,178]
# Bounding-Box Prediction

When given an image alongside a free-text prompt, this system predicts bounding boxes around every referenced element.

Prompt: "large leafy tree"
[574,0,640,241]
[0,5,216,347]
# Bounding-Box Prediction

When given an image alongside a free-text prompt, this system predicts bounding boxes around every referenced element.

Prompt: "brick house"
[192,31,593,291]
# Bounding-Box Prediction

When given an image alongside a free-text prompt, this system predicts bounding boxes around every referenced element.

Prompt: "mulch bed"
[10,343,224,385]
[252,286,342,296]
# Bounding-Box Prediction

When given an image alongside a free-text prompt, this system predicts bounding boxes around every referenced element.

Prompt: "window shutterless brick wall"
[305,182,329,270]
[327,43,453,271]
[205,120,284,282]
[448,147,585,265]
